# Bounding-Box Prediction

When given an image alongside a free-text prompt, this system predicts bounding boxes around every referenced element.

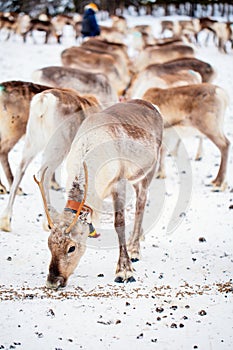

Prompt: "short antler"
[65,162,88,234]
[33,167,54,229]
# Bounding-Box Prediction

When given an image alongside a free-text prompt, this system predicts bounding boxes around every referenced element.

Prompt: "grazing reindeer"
[34,99,163,289]
[133,44,195,72]
[99,25,125,43]
[139,57,216,83]
[0,88,101,232]
[81,38,129,66]
[126,56,215,159]
[61,46,130,95]
[142,84,230,190]
[125,68,201,99]
[0,80,51,194]
[32,66,119,106]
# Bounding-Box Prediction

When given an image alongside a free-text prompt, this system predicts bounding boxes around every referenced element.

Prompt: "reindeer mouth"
[46,275,67,290]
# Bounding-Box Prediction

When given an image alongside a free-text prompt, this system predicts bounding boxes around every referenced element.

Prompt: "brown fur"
[81,37,129,63]
[99,25,125,43]
[0,81,51,193]
[32,65,118,106]
[61,46,130,95]
[111,15,128,33]
[140,57,215,83]
[125,67,201,99]
[133,44,195,72]
[0,15,16,39]
[22,18,61,44]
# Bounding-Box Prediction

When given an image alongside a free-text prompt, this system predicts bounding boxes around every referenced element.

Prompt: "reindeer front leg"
[112,181,135,283]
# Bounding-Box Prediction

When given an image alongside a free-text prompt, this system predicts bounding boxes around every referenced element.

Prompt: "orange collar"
[65,200,92,214]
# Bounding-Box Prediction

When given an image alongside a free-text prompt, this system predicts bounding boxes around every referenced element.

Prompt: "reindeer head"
[34,163,92,289]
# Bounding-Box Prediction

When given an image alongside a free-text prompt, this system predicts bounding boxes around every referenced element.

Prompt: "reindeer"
[152,37,184,47]
[160,19,200,43]
[125,56,215,160]
[160,20,177,37]
[133,44,195,72]
[178,19,200,43]
[212,21,233,53]
[129,24,155,47]
[142,57,216,83]
[124,56,215,99]
[78,44,130,84]
[111,15,128,33]
[0,88,101,232]
[0,13,17,40]
[0,81,52,194]
[81,38,129,64]
[61,46,130,96]
[125,68,201,99]
[22,18,61,44]
[33,99,163,289]
[142,84,230,190]
[32,66,119,106]
[51,14,75,38]
[99,25,125,43]
[196,17,218,46]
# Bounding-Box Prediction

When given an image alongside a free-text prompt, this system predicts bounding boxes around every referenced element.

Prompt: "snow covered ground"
[0,14,233,350]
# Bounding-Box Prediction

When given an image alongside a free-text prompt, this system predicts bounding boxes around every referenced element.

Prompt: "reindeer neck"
[64,177,92,215]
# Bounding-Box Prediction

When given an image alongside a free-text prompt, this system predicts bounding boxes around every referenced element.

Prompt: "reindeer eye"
[68,246,76,253]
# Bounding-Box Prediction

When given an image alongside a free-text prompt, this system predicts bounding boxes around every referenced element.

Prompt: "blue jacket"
[81,8,100,37]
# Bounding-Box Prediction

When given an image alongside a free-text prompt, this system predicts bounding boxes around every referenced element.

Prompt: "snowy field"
[0,14,233,350]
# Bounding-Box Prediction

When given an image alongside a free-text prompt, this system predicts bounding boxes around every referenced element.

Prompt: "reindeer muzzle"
[46,275,67,290]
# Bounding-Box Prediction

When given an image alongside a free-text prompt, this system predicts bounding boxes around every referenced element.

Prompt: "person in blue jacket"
[81,3,100,38]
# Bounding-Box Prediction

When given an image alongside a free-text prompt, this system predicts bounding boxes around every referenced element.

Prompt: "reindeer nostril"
[46,275,66,290]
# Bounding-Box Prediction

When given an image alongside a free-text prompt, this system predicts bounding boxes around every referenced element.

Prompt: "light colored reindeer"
[133,43,195,72]
[32,66,119,106]
[142,83,230,190]
[0,88,100,232]
[34,99,163,289]
[125,68,201,99]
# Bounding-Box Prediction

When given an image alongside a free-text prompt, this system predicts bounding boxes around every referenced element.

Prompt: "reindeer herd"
[0,12,231,289]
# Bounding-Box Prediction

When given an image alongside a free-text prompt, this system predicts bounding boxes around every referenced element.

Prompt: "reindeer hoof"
[195,156,202,162]
[155,172,166,179]
[131,257,139,263]
[114,276,124,283]
[50,181,62,191]
[211,181,227,192]
[0,216,12,232]
[16,187,26,195]
[126,276,136,283]
[42,220,50,231]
